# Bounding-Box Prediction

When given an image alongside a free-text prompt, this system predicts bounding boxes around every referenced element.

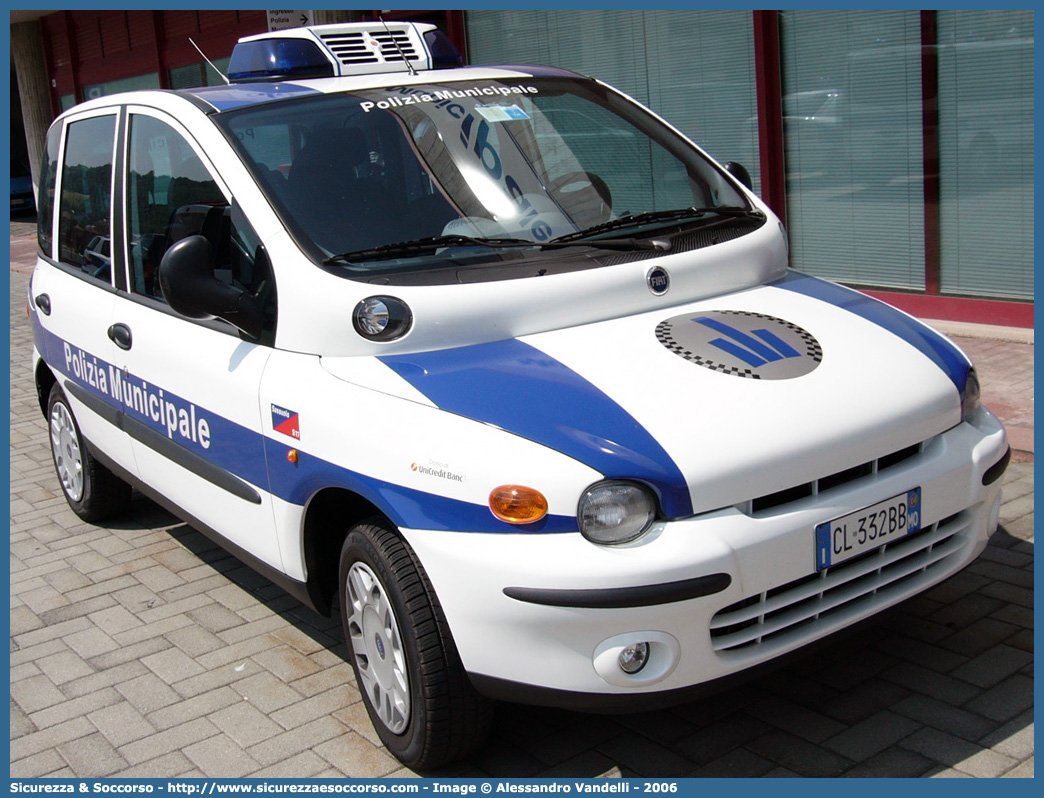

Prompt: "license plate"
[815,488,921,570]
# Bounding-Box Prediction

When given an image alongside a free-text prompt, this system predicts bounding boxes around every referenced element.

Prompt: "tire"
[47,383,131,522]
[338,518,494,769]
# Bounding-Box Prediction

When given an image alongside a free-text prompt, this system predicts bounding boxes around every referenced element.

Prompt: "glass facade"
[169,57,233,90]
[466,9,1033,303]
[466,10,761,195]
[83,73,161,101]
[779,10,925,290]
[936,11,1033,300]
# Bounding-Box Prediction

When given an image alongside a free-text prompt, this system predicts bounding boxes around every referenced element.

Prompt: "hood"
[373,272,971,517]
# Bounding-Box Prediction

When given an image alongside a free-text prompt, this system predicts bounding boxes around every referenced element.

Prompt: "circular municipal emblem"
[656,310,822,380]
[647,266,670,296]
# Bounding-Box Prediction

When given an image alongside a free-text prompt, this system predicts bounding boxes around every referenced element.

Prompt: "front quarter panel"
[259,348,603,578]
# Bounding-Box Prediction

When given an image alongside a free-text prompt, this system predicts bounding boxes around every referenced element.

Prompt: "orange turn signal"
[489,485,548,525]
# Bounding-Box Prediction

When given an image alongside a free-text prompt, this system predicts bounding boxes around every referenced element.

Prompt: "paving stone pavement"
[8,235,1033,778]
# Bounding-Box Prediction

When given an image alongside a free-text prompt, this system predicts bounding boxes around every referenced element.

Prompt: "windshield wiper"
[326,232,666,264]
[549,206,764,244]
[325,235,535,264]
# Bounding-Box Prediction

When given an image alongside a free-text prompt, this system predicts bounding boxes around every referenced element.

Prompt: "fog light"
[618,642,649,674]
[594,632,679,687]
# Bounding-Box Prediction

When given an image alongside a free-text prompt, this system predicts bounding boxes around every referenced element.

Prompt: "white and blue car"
[30,22,1010,768]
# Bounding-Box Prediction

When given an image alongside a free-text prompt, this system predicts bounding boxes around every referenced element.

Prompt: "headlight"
[963,367,981,420]
[578,481,657,545]
[352,296,412,341]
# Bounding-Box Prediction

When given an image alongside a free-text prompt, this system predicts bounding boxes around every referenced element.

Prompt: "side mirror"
[158,235,262,340]
[724,161,753,191]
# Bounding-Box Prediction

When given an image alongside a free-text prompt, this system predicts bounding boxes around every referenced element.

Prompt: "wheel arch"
[302,486,387,614]
[35,358,57,417]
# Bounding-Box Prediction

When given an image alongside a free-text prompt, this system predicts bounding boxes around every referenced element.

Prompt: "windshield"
[216,77,749,273]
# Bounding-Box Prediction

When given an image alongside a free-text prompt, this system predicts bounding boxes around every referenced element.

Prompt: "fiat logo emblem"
[647,266,670,296]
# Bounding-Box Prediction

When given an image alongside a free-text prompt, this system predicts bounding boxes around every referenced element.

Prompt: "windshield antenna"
[378,16,418,77]
[189,37,230,85]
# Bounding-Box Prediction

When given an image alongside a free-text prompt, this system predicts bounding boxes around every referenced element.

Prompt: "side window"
[229,203,278,343]
[37,123,62,256]
[58,115,117,283]
[127,114,277,341]
[127,114,225,300]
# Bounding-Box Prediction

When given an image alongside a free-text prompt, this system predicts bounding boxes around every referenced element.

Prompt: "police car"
[29,22,1010,769]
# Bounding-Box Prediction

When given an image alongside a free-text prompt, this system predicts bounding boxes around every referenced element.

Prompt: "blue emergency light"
[423,29,463,69]
[228,39,334,83]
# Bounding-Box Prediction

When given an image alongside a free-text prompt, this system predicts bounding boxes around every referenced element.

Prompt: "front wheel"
[338,518,493,769]
[47,382,131,522]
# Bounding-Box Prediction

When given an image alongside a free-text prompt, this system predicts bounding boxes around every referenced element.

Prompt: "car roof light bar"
[228,21,462,83]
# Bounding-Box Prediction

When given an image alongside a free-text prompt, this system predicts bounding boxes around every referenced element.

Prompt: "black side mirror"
[158,235,262,340]
[724,161,753,191]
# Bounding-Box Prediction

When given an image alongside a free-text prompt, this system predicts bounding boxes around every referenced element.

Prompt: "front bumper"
[401,408,1007,706]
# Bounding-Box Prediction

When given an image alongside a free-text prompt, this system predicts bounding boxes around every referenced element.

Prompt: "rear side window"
[37,124,62,256]
[58,115,117,284]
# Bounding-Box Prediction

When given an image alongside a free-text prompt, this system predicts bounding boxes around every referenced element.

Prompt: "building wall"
[41,10,268,113]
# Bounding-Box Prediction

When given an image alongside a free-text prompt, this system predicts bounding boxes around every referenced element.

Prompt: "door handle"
[107,323,133,350]
[34,293,51,315]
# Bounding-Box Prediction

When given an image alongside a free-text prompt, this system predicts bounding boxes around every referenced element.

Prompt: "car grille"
[709,510,969,653]
[742,440,926,516]
[319,31,419,66]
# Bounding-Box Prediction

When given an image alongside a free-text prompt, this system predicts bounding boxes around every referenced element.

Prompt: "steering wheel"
[549,171,612,225]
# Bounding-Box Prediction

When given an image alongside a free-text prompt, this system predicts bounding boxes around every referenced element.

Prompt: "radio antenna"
[189,37,230,85]
[378,16,417,76]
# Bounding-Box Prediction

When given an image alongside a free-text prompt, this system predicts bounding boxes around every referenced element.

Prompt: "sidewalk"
[9,225,1034,777]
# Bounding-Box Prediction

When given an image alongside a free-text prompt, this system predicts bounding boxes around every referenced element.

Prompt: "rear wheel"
[338,518,493,769]
[47,383,131,522]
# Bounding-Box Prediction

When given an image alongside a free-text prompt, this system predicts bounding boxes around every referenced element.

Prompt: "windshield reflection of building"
[396,98,578,241]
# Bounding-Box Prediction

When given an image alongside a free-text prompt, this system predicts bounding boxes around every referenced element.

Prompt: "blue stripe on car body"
[379,338,694,518]
[31,323,575,534]
[266,447,577,534]
[775,271,971,393]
